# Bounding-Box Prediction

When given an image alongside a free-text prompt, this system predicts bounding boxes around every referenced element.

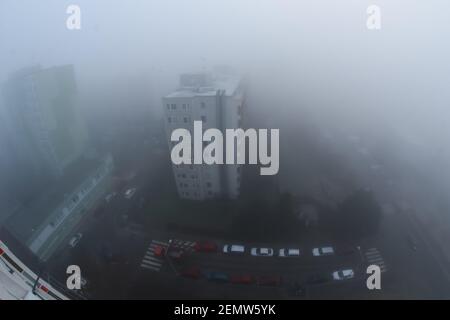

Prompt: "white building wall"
[222,93,244,199]
[163,73,243,201]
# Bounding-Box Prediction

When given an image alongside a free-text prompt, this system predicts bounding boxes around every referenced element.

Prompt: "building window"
[171,104,176,110]
[168,117,172,123]
[184,117,188,123]
[182,174,186,178]
[201,102,206,108]
[206,182,212,188]
[201,115,206,122]
[182,103,187,110]
[167,104,170,110]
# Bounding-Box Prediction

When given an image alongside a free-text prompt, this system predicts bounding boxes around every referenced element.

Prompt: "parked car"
[307,273,330,285]
[223,244,245,254]
[278,248,300,257]
[312,246,334,256]
[230,274,255,285]
[153,245,165,257]
[257,275,281,287]
[80,277,88,288]
[251,248,274,257]
[124,188,137,199]
[205,271,229,283]
[180,267,201,279]
[69,233,83,248]
[332,269,355,280]
[194,241,217,253]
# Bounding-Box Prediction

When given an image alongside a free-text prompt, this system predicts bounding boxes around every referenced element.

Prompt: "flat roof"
[165,74,241,99]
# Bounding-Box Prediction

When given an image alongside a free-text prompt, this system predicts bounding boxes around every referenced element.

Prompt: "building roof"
[165,73,241,99]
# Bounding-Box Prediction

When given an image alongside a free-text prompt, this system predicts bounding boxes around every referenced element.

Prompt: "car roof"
[322,247,333,253]
[341,269,353,275]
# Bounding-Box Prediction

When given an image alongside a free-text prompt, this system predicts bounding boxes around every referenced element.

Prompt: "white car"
[223,244,245,254]
[251,247,274,257]
[81,277,88,288]
[332,269,355,280]
[279,248,300,257]
[69,233,83,248]
[124,188,137,199]
[312,246,334,256]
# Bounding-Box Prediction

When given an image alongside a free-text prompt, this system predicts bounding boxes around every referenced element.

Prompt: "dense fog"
[0,0,449,299]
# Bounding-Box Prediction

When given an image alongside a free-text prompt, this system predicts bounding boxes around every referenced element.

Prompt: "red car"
[194,241,218,253]
[154,245,165,257]
[180,267,201,279]
[257,275,281,287]
[230,274,255,285]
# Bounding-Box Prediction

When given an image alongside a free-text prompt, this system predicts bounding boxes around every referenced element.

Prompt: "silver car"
[251,247,274,257]
[332,269,354,280]
[279,248,300,257]
[69,233,83,248]
[312,246,334,256]
[223,244,245,254]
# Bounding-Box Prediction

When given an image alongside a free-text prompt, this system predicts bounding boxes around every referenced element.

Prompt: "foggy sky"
[1,0,449,197]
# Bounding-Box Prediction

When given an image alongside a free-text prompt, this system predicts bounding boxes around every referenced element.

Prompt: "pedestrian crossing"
[139,239,196,272]
[140,240,168,271]
[365,248,387,273]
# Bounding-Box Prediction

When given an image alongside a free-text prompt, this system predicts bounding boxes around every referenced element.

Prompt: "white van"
[223,244,245,254]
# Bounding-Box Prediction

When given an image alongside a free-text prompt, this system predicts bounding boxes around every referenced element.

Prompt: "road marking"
[152,240,168,246]
[365,247,388,273]
[142,259,161,267]
[143,254,160,261]
[139,240,169,272]
[140,264,160,271]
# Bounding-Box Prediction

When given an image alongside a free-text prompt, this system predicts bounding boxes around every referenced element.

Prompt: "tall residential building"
[2,65,88,181]
[163,71,245,200]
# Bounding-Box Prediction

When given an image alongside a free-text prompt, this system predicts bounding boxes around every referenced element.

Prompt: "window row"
[166,102,208,111]
[167,116,207,124]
